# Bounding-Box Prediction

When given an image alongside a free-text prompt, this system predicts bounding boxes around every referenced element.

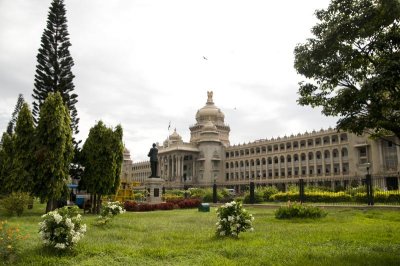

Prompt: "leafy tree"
[6,94,24,135]
[32,0,79,137]
[111,125,124,194]
[34,92,73,212]
[10,103,36,194]
[294,0,400,139]
[0,133,14,195]
[80,121,124,214]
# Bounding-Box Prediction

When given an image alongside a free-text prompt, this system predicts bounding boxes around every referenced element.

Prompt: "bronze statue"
[148,143,158,177]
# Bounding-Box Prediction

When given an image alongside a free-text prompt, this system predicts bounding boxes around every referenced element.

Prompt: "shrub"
[260,186,279,201]
[275,201,327,219]
[243,190,264,203]
[216,201,254,237]
[39,206,86,250]
[163,194,184,202]
[188,188,206,199]
[202,188,223,203]
[0,220,28,262]
[124,201,137,211]
[270,192,299,202]
[97,201,126,224]
[1,192,30,216]
[177,198,201,209]
[305,191,352,203]
[125,199,201,212]
[354,192,367,203]
[386,191,400,203]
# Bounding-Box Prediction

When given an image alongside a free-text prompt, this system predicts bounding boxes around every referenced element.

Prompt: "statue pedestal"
[145,177,165,204]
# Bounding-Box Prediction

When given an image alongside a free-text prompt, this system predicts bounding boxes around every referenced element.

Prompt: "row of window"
[226,134,348,158]
[225,148,349,169]
[225,163,350,180]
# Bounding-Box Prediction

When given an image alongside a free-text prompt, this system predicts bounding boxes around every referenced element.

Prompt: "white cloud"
[0,0,337,161]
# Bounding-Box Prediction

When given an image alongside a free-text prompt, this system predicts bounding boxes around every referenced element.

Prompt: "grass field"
[2,203,400,266]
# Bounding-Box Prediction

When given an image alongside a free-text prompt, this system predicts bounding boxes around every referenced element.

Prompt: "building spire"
[207,91,214,104]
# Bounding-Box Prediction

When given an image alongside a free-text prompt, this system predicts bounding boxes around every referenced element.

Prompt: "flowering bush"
[0,220,28,261]
[215,201,254,237]
[39,206,86,250]
[97,201,125,224]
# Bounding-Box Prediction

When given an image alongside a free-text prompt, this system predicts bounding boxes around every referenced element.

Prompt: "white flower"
[80,224,87,233]
[65,218,74,229]
[55,243,66,249]
[228,216,234,222]
[220,231,225,236]
[236,223,241,228]
[53,213,63,224]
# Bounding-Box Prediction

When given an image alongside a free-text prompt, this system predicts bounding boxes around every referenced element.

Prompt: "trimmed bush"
[275,202,327,219]
[124,199,200,212]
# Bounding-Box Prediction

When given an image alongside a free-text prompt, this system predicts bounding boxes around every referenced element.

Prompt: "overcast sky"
[0,0,338,162]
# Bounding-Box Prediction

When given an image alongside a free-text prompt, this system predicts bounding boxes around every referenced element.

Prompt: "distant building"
[122,91,400,191]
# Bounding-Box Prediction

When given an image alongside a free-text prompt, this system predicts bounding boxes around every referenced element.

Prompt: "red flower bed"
[166,198,202,209]
[124,199,201,212]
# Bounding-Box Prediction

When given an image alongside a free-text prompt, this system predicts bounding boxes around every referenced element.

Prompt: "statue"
[148,143,158,177]
[207,91,213,103]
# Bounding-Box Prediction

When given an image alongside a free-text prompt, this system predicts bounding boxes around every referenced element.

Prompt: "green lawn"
[2,203,400,266]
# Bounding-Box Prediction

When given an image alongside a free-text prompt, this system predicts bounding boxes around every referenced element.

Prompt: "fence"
[254,175,400,206]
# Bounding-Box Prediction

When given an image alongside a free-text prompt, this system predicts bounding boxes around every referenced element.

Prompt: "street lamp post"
[366,164,374,206]
[213,177,217,203]
[250,176,255,204]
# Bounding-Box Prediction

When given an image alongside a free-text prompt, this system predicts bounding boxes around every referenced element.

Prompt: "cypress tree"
[0,133,15,195]
[11,103,36,194]
[6,94,25,135]
[32,0,79,137]
[34,92,74,212]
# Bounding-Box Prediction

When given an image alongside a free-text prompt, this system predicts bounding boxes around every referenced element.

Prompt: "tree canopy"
[294,0,400,139]
[6,94,24,135]
[32,0,79,137]
[10,103,36,193]
[80,121,123,213]
[34,92,73,212]
[0,132,14,195]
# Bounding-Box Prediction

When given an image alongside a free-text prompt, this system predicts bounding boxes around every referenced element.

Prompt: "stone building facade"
[123,91,400,191]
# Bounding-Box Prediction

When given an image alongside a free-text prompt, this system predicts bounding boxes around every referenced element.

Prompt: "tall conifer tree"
[6,94,25,135]
[11,103,36,194]
[32,0,79,136]
[0,133,14,195]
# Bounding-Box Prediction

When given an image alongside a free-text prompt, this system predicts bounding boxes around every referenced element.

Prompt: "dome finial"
[207,91,213,104]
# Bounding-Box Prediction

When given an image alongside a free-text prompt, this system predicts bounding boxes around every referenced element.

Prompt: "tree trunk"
[46,198,56,213]
[97,194,102,214]
[92,193,97,214]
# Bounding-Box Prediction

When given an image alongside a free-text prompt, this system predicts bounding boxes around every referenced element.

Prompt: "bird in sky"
[203,56,208,60]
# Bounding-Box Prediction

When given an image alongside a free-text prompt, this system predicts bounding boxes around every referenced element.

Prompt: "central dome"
[195,91,225,124]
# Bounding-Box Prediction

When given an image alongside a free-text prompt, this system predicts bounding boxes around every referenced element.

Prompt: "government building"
[122,91,400,192]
